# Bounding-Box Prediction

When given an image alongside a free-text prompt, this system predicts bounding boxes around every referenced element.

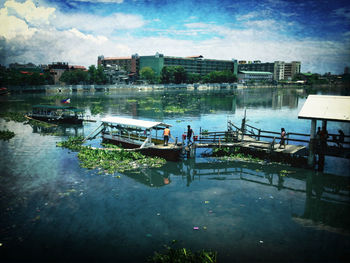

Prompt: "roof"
[101,116,171,129]
[32,105,84,112]
[103,57,131,60]
[239,71,273,75]
[298,95,350,122]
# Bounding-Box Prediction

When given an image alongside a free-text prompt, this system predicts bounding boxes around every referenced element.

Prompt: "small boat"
[28,105,84,124]
[99,116,183,161]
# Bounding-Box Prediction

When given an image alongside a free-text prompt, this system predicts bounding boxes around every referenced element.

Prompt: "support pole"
[308,119,317,168]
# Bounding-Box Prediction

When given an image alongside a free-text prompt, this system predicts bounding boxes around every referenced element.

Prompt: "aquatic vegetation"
[212,147,260,162]
[90,104,103,115]
[57,136,166,173]
[0,130,15,141]
[56,136,84,151]
[0,111,56,128]
[149,246,217,263]
[0,111,27,122]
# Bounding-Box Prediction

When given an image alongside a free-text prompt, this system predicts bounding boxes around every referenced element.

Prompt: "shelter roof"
[298,95,350,122]
[101,116,171,129]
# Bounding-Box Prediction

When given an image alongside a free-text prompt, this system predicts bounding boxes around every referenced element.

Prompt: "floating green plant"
[149,247,217,263]
[212,146,260,162]
[0,112,27,122]
[0,130,15,141]
[57,136,166,173]
[0,111,56,128]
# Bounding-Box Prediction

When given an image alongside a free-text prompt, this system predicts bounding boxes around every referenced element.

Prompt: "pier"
[187,95,350,168]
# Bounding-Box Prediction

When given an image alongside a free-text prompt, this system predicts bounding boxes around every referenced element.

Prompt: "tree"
[173,66,186,84]
[140,67,156,84]
[203,70,237,83]
[187,73,201,84]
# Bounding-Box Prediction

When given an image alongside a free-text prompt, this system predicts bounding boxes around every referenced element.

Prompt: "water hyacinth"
[57,136,166,173]
[0,130,15,141]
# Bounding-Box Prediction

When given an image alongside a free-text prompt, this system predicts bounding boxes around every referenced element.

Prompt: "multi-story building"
[98,54,139,73]
[138,53,237,76]
[238,71,273,83]
[238,60,301,81]
[98,53,238,77]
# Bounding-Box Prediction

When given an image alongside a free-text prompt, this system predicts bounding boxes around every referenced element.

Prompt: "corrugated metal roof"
[101,116,171,129]
[298,95,350,122]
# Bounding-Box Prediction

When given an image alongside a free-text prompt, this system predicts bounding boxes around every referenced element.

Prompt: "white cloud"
[4,0,55,26]
[54,12,146,34]
[0,7,37,39]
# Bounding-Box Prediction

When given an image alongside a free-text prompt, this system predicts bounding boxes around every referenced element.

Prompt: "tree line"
[140,66,237,84]
[0,70,54,86]
[59,65,107,85]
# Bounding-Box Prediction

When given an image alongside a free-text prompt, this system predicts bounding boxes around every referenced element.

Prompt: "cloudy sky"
[1,0,350,74]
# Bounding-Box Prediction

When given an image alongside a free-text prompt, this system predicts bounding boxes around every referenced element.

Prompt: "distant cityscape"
[1,52,349,86]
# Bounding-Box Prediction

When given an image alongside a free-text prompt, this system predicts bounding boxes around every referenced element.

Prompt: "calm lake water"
[1,87,350,262]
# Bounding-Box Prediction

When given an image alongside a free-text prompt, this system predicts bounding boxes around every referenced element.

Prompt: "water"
[0,87,350,262]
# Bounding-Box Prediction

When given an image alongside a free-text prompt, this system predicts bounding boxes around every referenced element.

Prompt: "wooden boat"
[100,116,183,161]
[28,105,84,124]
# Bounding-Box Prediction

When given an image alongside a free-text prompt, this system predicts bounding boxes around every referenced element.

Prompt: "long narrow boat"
[100,116,183,161]
[28,105,84,124]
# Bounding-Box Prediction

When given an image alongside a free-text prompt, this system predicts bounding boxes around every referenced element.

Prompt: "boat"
[28,105,84,124]
[99,116,183,161]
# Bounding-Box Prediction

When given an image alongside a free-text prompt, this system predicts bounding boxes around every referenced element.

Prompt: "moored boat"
[28,105,84,124]
[100,116,183,161]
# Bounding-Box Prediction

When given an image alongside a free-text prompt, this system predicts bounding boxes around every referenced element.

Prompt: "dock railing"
[199,121,350,147]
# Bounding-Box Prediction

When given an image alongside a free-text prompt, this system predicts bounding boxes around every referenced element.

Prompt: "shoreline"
[4,83,347,93]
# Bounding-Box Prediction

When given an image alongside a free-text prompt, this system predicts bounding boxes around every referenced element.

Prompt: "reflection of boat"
[0,87,9,95]
[28,105,84,124]
[100,116,183,161]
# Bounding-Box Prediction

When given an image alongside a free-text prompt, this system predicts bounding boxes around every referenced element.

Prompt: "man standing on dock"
[163,126,171,146]
[279,128,286,149]
[187,125,194,145]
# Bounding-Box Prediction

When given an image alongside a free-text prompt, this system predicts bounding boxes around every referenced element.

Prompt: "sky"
[0,0,350,74]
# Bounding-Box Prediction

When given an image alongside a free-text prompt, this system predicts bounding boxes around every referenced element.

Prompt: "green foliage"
[87,65,108,84]
[0,112,27,122]
[149,247,217,263]
[0,130,15,141]
[0,69,53,86]
[90,104,103,115]
[140,67,157,84]
[57,136,166,173]
[56,136,84,151]
[60,70,89,85]
[161,66,187,84]
[202,70,237,83]
[186,73,201,84]
[212,146,260,162]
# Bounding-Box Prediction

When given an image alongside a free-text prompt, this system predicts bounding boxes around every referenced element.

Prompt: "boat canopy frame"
[101,117,172,147]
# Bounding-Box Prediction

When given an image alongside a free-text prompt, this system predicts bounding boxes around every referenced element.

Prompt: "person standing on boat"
[187,125,194,145]
[279,128,286,149]
[163,126,171,146]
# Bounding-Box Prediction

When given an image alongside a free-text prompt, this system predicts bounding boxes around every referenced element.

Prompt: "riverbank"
[5,82,341,93]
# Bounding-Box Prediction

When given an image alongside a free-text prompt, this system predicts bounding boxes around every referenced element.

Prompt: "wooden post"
[258,129,261,141]
[308,119,317,168]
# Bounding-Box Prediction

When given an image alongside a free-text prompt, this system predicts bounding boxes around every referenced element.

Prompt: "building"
[138,53,238,76]
[98,53,238,78]
[238,60,301,81]
[238,71,273,83]
[98,54,139,73]
[103,65,129,84]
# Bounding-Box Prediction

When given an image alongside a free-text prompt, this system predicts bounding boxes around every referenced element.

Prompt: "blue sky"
[1,0,350,74]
